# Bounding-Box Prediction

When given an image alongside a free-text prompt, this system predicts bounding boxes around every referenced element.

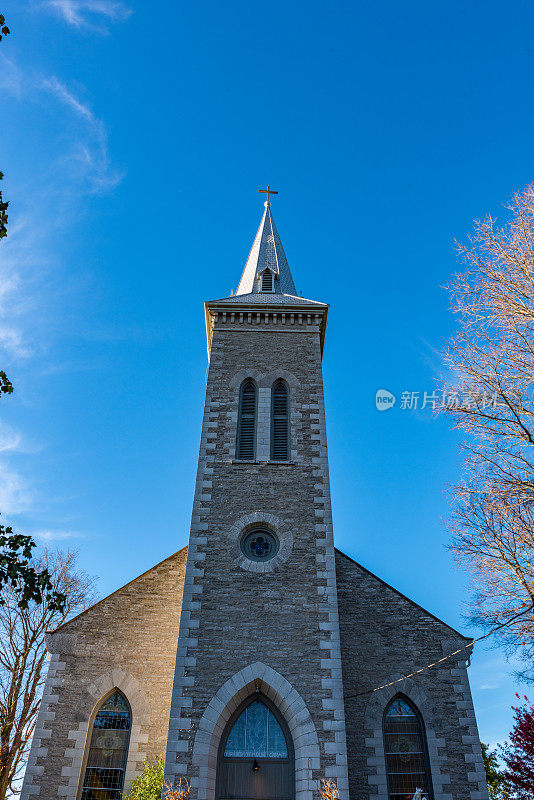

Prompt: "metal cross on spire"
[258,185,278,206]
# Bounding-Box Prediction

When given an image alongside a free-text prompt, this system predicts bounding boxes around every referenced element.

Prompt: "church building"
[21,193,488,800]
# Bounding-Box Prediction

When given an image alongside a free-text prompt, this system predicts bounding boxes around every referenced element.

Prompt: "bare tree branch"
[0,550,95,799]
[441,185,534,681]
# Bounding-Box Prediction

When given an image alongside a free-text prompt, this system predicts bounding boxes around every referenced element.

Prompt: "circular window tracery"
[241,528,279,562]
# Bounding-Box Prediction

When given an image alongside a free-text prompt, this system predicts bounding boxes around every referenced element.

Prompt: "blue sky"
[1,0,534,751]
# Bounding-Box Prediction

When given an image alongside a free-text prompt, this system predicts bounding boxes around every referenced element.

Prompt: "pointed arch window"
[271,380,289,461]
[383,696,433,800]
[237,379,257,461]
[217,697,294,800]
[224,700,288,758]
[261,270,274,292]
[81,690,131,800]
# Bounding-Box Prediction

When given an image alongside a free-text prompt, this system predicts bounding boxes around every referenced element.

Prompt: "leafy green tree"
[0,524,66,611]
[123,757,164,800]
[0,13,9,41]
[0,372,12,398]
[481,742,508,799]
[0,170,8,241]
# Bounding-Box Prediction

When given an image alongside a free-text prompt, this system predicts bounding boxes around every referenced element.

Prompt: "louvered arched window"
[81,690,131,800]
[237,379,257,460]
[271,380,289,461]
[383,696,433,800]
[261,270,274,292]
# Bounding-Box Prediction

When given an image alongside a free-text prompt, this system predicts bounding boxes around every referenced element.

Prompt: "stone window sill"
[232,459,295,466]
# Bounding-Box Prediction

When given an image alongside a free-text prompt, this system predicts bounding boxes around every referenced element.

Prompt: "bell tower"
[164,193,349,800]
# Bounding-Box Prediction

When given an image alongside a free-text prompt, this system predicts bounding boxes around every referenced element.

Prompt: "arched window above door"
[217,697,294,800]
[383,696,433,800]
[81,690,131,800]
[224,700,288,758]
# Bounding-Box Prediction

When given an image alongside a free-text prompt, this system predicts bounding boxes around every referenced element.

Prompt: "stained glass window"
[81,691,132,800]
[224,701,288,758]
[241,529,279,562]
[384,696,432,800]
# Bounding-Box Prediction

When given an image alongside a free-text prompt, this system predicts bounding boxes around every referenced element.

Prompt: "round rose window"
[241,528,279,562]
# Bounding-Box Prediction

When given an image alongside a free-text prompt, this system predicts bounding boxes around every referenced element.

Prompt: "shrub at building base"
[123,757,164,800]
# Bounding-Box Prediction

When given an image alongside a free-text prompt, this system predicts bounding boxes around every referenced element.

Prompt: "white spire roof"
[235,202,296,296]
[205,197,329,357]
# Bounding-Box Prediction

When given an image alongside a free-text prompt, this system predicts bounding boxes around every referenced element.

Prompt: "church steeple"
[206,192,329,359]
[235,199,297,296]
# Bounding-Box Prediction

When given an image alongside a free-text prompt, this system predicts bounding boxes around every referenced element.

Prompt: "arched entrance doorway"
[216,695,294,800]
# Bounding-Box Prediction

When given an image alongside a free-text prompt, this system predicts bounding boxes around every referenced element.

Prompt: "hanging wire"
[344,604,534,701]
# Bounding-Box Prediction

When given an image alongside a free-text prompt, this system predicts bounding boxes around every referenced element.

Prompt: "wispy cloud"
[0,56,25,97]
[0,214,54,369]
[0,463,33,515]
[0,231,30,360]
[0,60,123,364]
[0,423,37,514]
[0,61,123,527]
[0,421,25,454]
[41,76,123,193]
[33,528,85,542]
[0,57,123,195]
[39,0,132,34]
[0,326,31,360]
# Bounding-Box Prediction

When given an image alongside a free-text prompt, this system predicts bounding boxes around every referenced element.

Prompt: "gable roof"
[48,546,469,644]
[48,547,188,635]
[335,548,471,641]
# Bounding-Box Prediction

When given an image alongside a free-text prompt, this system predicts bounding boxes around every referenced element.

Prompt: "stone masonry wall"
[21,548,188,800]
[164,313,350,800]
[336,551,488,800]
[19,305,489,800]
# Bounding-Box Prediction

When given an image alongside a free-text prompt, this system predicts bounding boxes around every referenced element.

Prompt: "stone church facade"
[21,200,488,800]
